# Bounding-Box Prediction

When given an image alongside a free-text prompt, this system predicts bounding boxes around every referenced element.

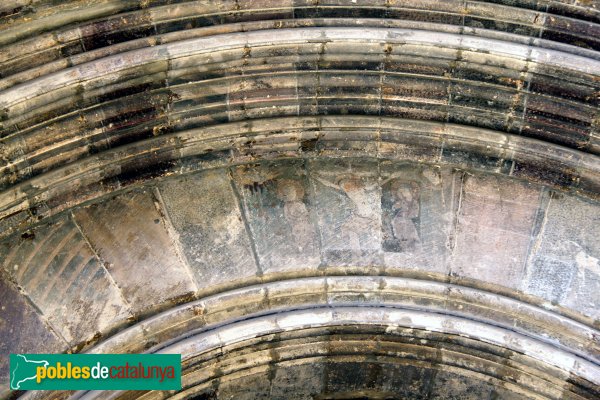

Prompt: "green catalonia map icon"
[10,354,49,390]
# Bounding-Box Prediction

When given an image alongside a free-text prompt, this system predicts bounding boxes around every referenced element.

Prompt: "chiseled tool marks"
[0,270,65,395]
[0,218,132,344]
[157,169,259,290]
[524,192,600,320]
[72,189,198,315]
[450,173,542,289]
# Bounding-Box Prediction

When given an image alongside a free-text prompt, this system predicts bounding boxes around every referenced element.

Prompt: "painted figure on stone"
[382,180,421,253]
[314,174,379,250]
[275,179,314,252]
[235,164,321,270]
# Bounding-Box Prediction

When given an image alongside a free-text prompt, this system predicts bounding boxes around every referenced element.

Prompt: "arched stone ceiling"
[0,1,599,399]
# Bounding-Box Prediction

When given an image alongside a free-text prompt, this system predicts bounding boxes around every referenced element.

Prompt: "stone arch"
[0,1,599,399]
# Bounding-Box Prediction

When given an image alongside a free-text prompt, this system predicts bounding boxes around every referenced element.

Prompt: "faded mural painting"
[382,179,422,254]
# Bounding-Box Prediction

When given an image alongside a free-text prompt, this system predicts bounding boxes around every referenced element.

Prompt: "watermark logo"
[10,354,181,390]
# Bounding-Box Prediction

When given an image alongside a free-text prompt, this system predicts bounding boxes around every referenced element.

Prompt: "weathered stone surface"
[2,1,600,399]
[451,174,541,289]
[429,370,526,400]
[72,189,197,314]
[232,160,320,273]
[269,362,325,399]
[217,371,271,400]
[524,193,600,319]
[158,169,259,288]
[0,218,132,344]
[308,158,382,267]
[1,115,597,242]
[0,270,65,393]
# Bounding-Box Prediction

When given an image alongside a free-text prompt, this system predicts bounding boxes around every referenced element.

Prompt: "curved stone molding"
[68,303,599,400]
[0,26,598,190]
[1,1,599,399]
[1,117,599,241]
[1,157,599,399]
[80,277,597,360]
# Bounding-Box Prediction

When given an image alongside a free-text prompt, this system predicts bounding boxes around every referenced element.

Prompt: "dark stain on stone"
[58,41,84,59]
[156,15,224,34]
[441,148,510,172]
[564,371,600,399]
[4,390,25,400]
[297,7,388,19]
[81,18,154,52]
[319,60,382,71]
[20,231,35,240]
[465,16,539,37]
[512,160,578,190]
[102,107,158,130]
[549,190,564,200]
[106,127,156,149]
[526,107,592,128]
[542,29,599,51]
[301,138,319,152]
[96,83,158,104]
[192,390,217,400]
[387,8,462,24]
[0,6,26,18]
[115,157,176,185]
[71,331,103,353]
[521,119,590,149]
[166,292,198,311]
[546,3,599,24]
[529,77,598,106]
[243,180,274,194]
[143,340,159,350]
